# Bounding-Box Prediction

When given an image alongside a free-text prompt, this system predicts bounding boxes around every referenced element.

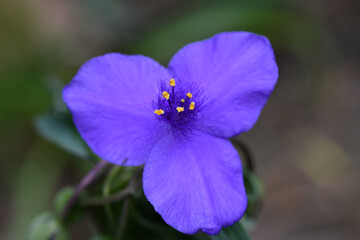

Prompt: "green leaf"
[43,76,68,114]
[129,1,331,70]
[243,168,264,219]
[54,187,74,217]
[34,112,94,162]
[210,222,251,240]
[54,187,85,226]
[90,235,114,240]
[231,139,263,222]
[11,139,68,240]
[27,212,69,240]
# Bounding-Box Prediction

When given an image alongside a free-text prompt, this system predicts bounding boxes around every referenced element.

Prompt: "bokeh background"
[1,0,359,239]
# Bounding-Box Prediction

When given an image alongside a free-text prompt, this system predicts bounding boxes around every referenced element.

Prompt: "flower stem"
[81,184,138,205]
[116,197,130,239]
[115,169,142,239]
[82,168,142,206]
[61,160,109,221]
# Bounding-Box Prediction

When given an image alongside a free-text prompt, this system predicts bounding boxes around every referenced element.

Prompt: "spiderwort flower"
[63,32,278,235]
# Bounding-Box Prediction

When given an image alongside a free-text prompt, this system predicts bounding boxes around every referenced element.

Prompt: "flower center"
[153,78,204,136]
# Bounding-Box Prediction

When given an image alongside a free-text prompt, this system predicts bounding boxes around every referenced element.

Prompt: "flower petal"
[63,53,170,165]
[143,132,247,235]
[168,32,278,138]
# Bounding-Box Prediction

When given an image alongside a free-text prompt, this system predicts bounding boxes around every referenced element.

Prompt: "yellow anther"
[189,101,195,110]
[176,107,184,113]
[170,78,176,87]
[186,92,192,98]
[154,109,164,115]
[162,91,170,100]
[181,99,185,103]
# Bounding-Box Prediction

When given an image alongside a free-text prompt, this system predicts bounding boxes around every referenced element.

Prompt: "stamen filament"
[169,79,175,103]
[172,86,175,101]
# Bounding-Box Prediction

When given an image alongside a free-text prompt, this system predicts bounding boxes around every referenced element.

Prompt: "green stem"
[102,165,123,227]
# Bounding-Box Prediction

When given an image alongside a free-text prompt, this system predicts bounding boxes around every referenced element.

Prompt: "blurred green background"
[1,0,359,239]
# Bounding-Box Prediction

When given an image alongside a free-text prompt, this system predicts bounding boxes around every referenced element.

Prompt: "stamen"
[176,107,184,113]
[154,109,164,115]
[170,78,176,87]
[189,101,195,110]
[153,79,205,137]
[162,91,170,100]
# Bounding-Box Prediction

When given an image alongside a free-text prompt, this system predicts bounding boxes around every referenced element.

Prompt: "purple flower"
[63,32,278,235]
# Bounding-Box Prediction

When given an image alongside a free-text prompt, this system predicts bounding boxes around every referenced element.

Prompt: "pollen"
[186,92,192,98]
[176,107,184,113]
[189,101,195,110]
[181,99,185,102]
[162,91,170,100]
[170,78,176,87]
[154,109,164,115]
